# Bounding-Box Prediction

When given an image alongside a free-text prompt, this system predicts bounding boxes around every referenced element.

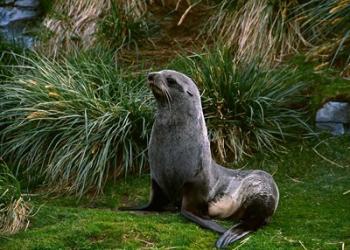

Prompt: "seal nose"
[147,73,156,81]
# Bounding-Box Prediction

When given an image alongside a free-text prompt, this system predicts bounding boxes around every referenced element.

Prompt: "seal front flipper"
[215,223,252,249]
[118,179,171,211]
[180,182,226,234]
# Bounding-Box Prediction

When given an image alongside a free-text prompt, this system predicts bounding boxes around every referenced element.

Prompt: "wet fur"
[119,70,279,249]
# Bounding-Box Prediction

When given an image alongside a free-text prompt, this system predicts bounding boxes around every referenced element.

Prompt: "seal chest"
[209,195,239,219]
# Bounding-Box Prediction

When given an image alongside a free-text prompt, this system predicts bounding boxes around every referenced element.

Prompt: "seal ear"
[187,78,199,97]
[186,90,193,97]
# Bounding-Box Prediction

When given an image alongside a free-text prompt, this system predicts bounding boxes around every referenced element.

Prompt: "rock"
[316,102,350,123]
[316,122,345,136]
[14,0,39,8]
[0,7,37,26]
[316,101,350,135]
[0,23,36,47]
[0,0,38,48]
[0,0,15,6]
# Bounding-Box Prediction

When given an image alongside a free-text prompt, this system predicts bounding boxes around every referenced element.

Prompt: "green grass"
[1,136,349,249]
[286,55,350,114]
[0,39,26,79]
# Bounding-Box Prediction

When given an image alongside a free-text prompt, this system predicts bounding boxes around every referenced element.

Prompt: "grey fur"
[124,70,279,248]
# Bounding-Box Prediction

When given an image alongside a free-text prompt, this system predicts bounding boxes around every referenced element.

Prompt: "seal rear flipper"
[181,208,226,234]
[118,179,172,212]
[215,223,252,249]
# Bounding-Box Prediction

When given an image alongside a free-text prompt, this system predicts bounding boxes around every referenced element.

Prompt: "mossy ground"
[1,136,349,249]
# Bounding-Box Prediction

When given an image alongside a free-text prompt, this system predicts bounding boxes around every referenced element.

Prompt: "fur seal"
[119,70,279,248]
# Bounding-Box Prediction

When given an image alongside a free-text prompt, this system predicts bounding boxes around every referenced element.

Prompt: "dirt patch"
[120,1,212,70]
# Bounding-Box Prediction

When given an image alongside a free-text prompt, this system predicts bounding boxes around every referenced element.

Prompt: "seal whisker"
[161,85,171,108]
[164,88,172,107]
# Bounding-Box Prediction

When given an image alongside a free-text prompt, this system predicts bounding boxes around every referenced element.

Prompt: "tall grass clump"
[299,0,350,76]
[41,0,109,56]
[0,50,153,196]
[41,0,151,56]
[205,0,306,65]
[0,163,31,235]
[0,40,24,79]
[97,1,151,51]
[172,47,312,162]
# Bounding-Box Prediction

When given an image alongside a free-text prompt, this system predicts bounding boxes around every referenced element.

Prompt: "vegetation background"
[0,0,349,249]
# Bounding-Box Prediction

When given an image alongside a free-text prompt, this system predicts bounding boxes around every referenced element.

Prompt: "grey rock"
[316,101,350,135]
[0,0,38,47]
[316,101,350,123]
[316,122,345,136]
[0,0,15,6]
[14,0,39,8]
[0,7,37,26]
[0,24,36,47]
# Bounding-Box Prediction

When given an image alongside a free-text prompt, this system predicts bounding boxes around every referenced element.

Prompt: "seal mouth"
[148,79,172,106]
[148,80,164,96]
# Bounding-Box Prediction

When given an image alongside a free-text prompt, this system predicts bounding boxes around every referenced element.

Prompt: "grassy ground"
[0,136,349,250]
[1,2,350,249]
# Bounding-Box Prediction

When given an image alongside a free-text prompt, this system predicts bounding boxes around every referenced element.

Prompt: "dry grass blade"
[177,1,200,26]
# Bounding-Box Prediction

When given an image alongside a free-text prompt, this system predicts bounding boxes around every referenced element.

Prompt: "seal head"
[147,69,198,104]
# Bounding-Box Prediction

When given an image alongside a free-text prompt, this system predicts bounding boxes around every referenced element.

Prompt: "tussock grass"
[0,163,31,235]
[41,0,150,56]
[41,0,109,56]
[299,0,350,76]
[205,0,349,72]
[0,51,153,196]
[205,0,306,65]
[97,1,151,51]
[172,47,313,162]
[0,41,24,79]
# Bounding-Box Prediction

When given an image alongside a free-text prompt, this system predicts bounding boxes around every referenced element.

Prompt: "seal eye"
[166,77,177,86]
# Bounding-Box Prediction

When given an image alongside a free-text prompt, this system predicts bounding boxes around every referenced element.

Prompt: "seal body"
[148,84,209,204]
[120,70,279,249]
